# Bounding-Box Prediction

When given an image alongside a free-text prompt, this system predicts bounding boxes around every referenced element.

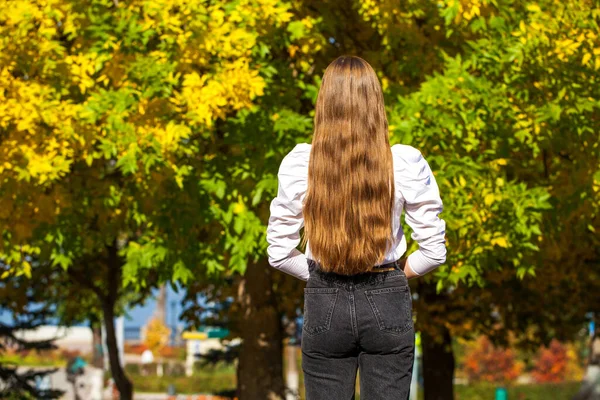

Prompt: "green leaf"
[287,21,306,41]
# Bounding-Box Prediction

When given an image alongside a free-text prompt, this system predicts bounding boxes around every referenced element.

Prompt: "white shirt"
[266,142,447,281]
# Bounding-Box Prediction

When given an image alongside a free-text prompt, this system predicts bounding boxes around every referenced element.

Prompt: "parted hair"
[299,55,395,275]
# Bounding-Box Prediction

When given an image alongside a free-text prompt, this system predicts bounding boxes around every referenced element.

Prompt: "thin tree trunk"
[101,239,133,400]
[421,326,455,400]
[237,258,285,400]
[91,320,104,369]
[103,300,133,400]
[285,337,299,400]
[155,284,167,324]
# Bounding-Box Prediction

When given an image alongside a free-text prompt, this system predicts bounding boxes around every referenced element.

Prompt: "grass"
[353,382,582,400]
[129,366,581,399]
[451,381,581,400]
[127,362,236,394]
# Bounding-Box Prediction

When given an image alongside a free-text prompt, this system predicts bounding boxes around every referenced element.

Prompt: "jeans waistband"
[307,259,407,290]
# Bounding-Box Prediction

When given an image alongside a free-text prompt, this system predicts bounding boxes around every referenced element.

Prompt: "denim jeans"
[301,259,415,400]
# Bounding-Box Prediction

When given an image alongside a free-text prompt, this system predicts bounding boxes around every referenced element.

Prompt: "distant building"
[14,325,93,353]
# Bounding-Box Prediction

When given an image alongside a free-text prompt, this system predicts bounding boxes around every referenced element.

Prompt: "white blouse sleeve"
[393,145,447,276]
[266,145,310,281]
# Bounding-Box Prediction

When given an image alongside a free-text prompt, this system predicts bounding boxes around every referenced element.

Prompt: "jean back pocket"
[303,287,339,336]
[364,285,412,336]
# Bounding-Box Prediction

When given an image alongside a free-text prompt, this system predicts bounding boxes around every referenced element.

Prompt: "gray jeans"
[301,259,415,399]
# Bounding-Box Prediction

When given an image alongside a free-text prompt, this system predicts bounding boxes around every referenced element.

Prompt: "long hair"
[299,55,395,275]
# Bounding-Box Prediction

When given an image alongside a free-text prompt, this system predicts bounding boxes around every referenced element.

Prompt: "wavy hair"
[299,55,395,275]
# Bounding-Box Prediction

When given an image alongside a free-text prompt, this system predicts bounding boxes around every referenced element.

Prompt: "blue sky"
[123,284,188,330]
[0,284,189,330]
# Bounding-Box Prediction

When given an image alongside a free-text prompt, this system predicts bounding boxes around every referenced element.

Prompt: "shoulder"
[279,143,311,169]
[391,144,436,188]
[391,143,424,166]
[278,142,311,176]
[288,142,312,158]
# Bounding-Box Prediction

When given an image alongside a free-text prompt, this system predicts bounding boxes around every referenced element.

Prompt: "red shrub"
[463,335,523,383]
[531,339,568,383]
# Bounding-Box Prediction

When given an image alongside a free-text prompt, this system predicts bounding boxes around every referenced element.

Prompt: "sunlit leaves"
[0,0,307,282]
[386,0,600,294]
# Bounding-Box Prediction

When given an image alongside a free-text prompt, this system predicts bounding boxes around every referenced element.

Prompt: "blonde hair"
[299,55,395,275]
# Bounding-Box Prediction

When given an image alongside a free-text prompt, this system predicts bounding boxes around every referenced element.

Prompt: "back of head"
[300,55,395,275]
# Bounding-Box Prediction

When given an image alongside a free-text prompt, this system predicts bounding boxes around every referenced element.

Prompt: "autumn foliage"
[144,317,171,357]
[531,339,583,383]
[463,336,524,383]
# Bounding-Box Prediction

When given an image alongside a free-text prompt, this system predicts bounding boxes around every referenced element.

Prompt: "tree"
[3,1,599,399]
[144,317,170,357]
[386,1,600,397]
[182,0,599,398]
[263,1,599,398]
[0,0,319,398]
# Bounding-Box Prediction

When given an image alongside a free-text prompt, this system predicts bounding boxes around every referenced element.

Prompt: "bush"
[531,339,584,383]
[463,336,524,384]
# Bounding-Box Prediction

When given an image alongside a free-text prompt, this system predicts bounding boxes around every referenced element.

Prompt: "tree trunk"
[101,240,133,400]
[155,284,167,324]
[421,326,455,400]
[103,300,133,400]
[91,320,104,369]
[285,337,299,400]
[237,258,286,400]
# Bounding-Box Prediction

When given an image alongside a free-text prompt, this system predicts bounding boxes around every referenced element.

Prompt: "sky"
[123,284,188,330]
[0,284,190,332]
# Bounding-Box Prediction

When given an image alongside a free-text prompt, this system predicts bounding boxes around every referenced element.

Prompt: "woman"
[266,55,446,399]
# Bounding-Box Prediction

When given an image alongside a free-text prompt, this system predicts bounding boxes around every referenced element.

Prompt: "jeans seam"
[348,291,359,340]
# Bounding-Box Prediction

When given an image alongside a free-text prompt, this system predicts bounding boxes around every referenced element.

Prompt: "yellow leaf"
[484,194,495,206]
[22,260,32,278]
[526,4,541,12]
[491,237,509,248]
[496,158,507,165]
[582,53,592,66]
[233,202,246,214]
[459,176,466,187]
